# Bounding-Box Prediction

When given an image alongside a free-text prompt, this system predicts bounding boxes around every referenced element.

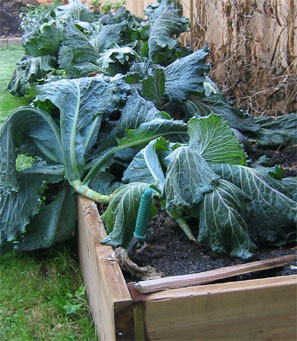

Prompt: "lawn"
[0,45,36,123]
[0,44,96,340]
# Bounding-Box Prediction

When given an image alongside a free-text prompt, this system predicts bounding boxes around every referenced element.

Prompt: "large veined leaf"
[93,90,165,153]
[251,114,297,148]
[55,1,95,22]
[58,22,99,78]
[85,91,171,176]
[142,67,166,109]
[164,146,220,210]
[89,172,121,196]
[101,182,152,248]
[84,118,187,182]
[0,107,62,194]
[0,168,64,252]
[95,22,128,53]
[15,185,76,251]
[123,138,168,191]
[97,46,138,75]
[198,179,255,259]
[36,77,126,182]
[281,177,297,202]
[188,115,246,165]
[24,20,64,58]
[120,90,168,130]
[213,164,297,244]
[179,94,260,133]
[7,55,56,96]
[148,7,189,61]
[144,0,176,24]
[164,47,210,102]
[124,61,153,85]
[117,118,187,148]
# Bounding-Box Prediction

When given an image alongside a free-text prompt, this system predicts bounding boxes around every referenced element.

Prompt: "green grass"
[0,45,35,124]
[0,45,97,340]
[0,244,97,340]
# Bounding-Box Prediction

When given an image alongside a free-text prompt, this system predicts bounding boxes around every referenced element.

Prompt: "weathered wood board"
[78,195,297,341]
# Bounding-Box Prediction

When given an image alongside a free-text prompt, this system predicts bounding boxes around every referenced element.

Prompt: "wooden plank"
[143,275,297,340]
[133,254,297,293]
[77,196,132,341]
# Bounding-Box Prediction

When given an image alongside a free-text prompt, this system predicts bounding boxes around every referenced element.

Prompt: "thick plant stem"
[176,217,197,242]
[71,180,111,204]
[170,210,197,242]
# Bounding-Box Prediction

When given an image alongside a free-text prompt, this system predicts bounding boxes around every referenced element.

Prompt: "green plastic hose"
[133,188,153,239]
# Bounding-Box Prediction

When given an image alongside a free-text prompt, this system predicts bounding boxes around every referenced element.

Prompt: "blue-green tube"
[133,188,153,239]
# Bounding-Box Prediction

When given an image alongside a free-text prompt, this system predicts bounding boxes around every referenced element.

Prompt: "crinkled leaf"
[95,22,127,53]
[164,47,210,102]
[100,6,142,28]
[97,46,138,75]
[120,90,168,131]
[117,118,187,149]
[24,20,64,58]
[148,8,189,61]
[165,146,220,210]
[85,92,170,177]
[85,118,187,182]
[36,77,126,181]
[144,0,176,24]
[0,107,62,194]
[0,167,64,252]
[281,177,297,202]
[213,164,297,244]
[188,114,246,165]
[123,138,168,190]
[94,90,164,152]
[198,179,255,259]
[180,94,260,133]
[15,185,76,251]
[7,55,56,96]
[124,60,152,84]
[252,114,297,148]
[89,172,121,195]
[58,22,99,78]
[142,67,166,108]
[101,182,151,247]
[56,1,95,22]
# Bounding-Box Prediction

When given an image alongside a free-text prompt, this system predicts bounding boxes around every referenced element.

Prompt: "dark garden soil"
[248,144,297,177]
[0,0,38,38]
[132,211,296,280]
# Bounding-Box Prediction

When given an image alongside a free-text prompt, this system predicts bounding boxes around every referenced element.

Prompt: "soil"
[0,0,38,38]
[131,211,296,280]
[247,144,297,177]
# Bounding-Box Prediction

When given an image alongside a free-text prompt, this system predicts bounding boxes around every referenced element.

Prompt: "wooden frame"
[78,195,297,341]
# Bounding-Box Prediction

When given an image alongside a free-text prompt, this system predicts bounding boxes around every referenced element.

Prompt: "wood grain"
[77,196,132,341]
[143,275,297,340]
[134,254,297,293]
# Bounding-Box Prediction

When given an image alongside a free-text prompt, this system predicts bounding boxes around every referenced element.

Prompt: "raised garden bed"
[78,195,297,341]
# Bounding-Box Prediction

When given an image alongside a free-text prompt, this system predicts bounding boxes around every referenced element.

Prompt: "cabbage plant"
[1,0,296,258]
